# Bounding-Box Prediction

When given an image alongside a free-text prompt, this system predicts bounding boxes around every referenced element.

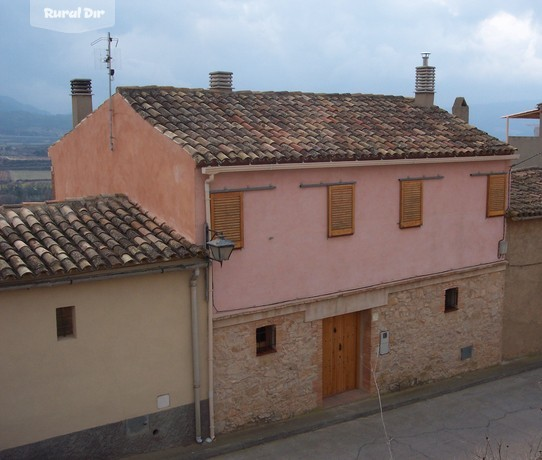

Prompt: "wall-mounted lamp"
[206,228,235,265]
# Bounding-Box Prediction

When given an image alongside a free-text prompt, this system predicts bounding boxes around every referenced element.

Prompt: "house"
[502,103,542,168]
[0,195,208,459]
[49,56,518,435]
[503,167,542,360]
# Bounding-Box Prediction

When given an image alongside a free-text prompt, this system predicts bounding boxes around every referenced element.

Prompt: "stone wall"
[213,311,321,433]
[0,402,209,460]
[503,219,542,359]
[374,270,504,392]
[213,266,505,433]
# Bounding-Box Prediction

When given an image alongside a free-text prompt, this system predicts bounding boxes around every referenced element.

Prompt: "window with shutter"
[210,192,243,249]
[486,174,507,217]
[328,184,354,237]
[400,180,423,228]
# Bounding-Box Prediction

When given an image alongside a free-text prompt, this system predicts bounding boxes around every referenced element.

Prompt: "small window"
[400,180,423,228]
[56,306,75,339]
[486,174,507,217]
[460,345,473,360]
[256,325,276,356]
[328,184,354,237]
[210,192,244,249]
[444,288,458,312]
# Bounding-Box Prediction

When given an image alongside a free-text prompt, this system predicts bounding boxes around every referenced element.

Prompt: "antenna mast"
[91,32,118,151]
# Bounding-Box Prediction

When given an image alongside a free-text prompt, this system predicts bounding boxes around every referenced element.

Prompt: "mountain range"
[0,96,71,144]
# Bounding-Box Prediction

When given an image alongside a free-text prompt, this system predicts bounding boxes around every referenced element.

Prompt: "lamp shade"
[207,235,235,262]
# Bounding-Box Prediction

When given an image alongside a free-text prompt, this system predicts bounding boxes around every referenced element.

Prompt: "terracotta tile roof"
[508,168,542,220]
[0,195,205,284]
[119,87,515,167]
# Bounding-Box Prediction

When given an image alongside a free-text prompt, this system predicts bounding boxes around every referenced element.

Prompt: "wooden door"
[322,312,359,397]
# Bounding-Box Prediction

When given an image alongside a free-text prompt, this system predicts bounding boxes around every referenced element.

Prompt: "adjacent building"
[0,195,208,458]
[503,103,542,168]
[503,167,542,360]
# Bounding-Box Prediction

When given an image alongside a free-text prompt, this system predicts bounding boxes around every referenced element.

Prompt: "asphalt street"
[214,368,542,460]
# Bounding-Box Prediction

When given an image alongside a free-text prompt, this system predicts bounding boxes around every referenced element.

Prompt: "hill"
[0,95,51,115]
[0,96,71,145]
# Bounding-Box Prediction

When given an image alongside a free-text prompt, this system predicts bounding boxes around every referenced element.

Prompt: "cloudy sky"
[1,0,541,137]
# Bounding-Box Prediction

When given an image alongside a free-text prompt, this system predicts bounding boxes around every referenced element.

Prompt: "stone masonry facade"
[213,311,322,433]
[372,269,504,392]
[213,266,505,433]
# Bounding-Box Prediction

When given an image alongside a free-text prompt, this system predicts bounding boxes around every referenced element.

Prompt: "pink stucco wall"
[49,95,200,242]
[209,161,510,311]
[49,97,510,313]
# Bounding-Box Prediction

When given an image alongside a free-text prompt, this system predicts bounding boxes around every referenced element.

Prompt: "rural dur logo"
[30,0,115,33]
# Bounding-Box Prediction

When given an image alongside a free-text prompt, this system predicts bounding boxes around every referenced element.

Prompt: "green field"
[8,170,51,181]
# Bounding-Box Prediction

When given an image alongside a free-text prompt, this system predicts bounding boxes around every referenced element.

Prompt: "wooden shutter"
[328,184,354,237]
[210,192,243,248]
[486,174,507,217]
[400,180,423,228]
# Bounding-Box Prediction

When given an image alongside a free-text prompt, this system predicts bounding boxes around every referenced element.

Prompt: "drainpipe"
[190,268,203,443]
[204,174,216,441]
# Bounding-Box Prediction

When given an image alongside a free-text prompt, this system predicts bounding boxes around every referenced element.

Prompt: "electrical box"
[379,330,390,355]
[498,239,508,257]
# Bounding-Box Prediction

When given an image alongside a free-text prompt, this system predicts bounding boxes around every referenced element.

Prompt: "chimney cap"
[209,71,233,92]
[70,79,92,95]
[414,53,435,107]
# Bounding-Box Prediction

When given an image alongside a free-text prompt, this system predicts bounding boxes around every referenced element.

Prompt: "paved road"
[215,368,542,460]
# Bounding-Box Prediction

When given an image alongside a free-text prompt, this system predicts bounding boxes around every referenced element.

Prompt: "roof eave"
[0,259,208,292]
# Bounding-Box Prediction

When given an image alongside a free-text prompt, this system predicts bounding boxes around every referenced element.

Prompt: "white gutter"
[189,268,203,443]
[201,154,519,175]
[204,174,216,441]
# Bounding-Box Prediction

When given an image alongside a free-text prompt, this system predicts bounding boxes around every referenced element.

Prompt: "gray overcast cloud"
[1,1,541,137]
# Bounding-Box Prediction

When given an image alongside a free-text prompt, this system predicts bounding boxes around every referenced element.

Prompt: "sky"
[1,0,541,139]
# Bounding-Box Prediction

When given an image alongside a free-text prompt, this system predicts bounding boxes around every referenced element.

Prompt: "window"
[486,174,507,217]
[400,180,423,228]
[56,306,75,338]
[210,192,243,249]
[444,288,458,312]
[461,345,473,360]
[328,184,354,237]
[256,325,276,355]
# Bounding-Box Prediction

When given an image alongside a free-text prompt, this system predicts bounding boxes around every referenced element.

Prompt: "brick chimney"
[209,71,233,92]
[452,97,469,123]
[71,79,93,128]
[414,53,435,107]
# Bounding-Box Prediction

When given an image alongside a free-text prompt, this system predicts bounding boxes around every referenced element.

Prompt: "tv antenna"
[91,32,119,151]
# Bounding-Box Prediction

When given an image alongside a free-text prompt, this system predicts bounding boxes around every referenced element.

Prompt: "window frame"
[444,287,459,313]
[328,184,355,237]
[399,180,423,229]
[56,306,75,339]
[256,325,276,356]
[210,191,244,249]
